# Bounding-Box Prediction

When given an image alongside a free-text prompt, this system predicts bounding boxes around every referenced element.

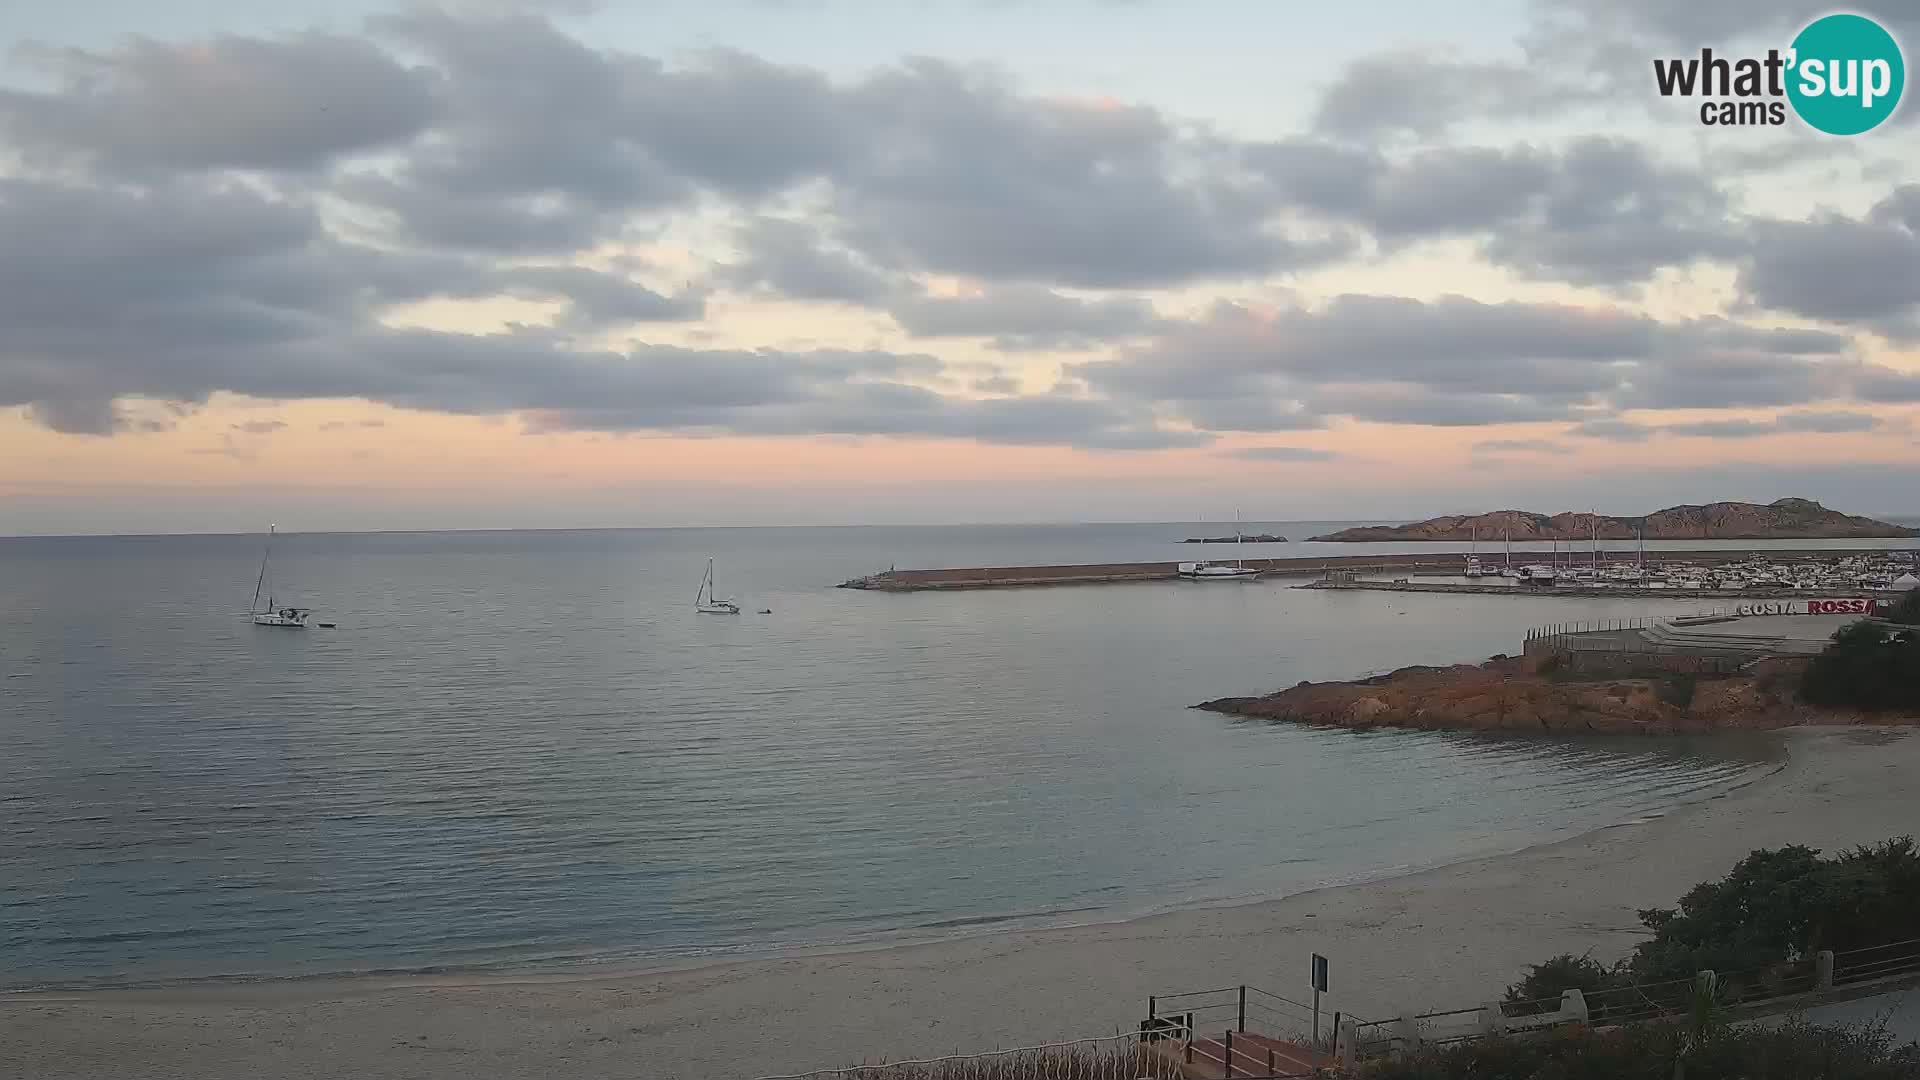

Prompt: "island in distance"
[1308,498,1919,542]
[1182,533,1287,543]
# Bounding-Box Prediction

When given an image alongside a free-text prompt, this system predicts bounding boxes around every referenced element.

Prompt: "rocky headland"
[1308,498,1918,542]
[1194,654,1914,736]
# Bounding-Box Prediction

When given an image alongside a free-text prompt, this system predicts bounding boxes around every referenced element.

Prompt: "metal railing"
[1140,978,1384,1077]
[1350,937,1920,1062]
[1835,935,1920,985]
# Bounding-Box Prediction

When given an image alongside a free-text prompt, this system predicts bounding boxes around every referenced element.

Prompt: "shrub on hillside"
[1798,621,1920,712]
[1887,589,1920,626]
[1502,838,1920,1007]
[1501,953,1626,1014]
[1361,1018,1920,1080]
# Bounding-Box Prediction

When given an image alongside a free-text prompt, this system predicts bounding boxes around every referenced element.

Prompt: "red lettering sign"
[1807,598,1871,614]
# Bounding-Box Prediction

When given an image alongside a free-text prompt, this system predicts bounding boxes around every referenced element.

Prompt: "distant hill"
[1308,499,1920,542]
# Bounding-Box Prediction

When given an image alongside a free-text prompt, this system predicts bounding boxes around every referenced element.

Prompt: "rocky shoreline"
[1194,654,1912,736]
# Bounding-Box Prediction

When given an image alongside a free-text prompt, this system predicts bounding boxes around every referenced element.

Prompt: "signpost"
[1312,953,1330,1044]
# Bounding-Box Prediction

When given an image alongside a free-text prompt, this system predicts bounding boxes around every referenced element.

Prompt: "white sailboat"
[1178,511,1263,579]
[1464,525,1484,578]
[695,557,741,614]
[249,524,311,628]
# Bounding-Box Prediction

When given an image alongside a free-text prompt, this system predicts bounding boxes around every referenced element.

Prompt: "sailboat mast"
[1235,510,1243,569]
[250,524,273,613]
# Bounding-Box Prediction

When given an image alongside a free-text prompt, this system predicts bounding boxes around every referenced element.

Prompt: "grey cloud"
[1774,410,1880,433]
[1572,410,1881,441]
[1309,385,1579,427]
[1173,396,1326,434]
[230,420,288,434]
[1662,419,1781,438]
[1311,50,1585,139]
[1739,186,1920,333]
[721,218,902,303]
[26,398,124,435]
[1474,438,1575,454]
[334,16,1329,283]
[509,266,707,325]
[1249,136,1742,286]
[1536,0,1920,46]
[529,380,1208,450]
[1078,294,1875,433]
[0,172,1200,451]
[887,286,1162,350]
[828,60,1344,287]
[1569,418,1653,441]
[1854,366,1920,403]
[1223,446,1339,461]
[0,31,437,174]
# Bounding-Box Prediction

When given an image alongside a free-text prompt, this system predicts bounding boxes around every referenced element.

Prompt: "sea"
[3,521,1916,991]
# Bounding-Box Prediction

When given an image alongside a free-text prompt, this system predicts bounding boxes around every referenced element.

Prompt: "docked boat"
[1516,564,1558,585]
[695,558,741,614]
[248,524,311,628]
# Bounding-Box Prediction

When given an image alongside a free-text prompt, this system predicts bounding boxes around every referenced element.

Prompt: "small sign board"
[1312,953,1330,993]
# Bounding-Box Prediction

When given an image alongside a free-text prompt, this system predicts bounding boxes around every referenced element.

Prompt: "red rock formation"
[1194,655,1914,736]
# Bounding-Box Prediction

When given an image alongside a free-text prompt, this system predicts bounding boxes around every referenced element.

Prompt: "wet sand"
[4,727,1914,1080]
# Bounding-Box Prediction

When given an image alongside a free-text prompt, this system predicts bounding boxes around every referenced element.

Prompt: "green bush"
[1798,621,1920,712]
[1361,1018,1920,1080]
[1657,672,1699,709]
[1501,953,1626,1014]
[1629,837,1920,981]
[1886,589,1920,626]
[1502,838,1920,1013]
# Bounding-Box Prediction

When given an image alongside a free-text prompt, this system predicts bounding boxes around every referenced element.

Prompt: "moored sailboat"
[249,524,311,628]
[695,558,741,614]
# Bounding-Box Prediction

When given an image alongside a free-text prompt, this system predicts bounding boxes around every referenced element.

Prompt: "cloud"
[1249,136,1743,286]
[1474,438,1575,454]
[509,266,708,326]
[333,13,1333,283]
[721,217,903,303]
[0,170,1198,451]
[1311,50,1586,140]
[1222,445,1339,461]
[1570,410,1882,441]
[1074,294,1887,434]
[0,31,438,175]
[0,4,1909,459]
[230,420,288,434]
[886,285,1163,350]
[1738,186,1920,338]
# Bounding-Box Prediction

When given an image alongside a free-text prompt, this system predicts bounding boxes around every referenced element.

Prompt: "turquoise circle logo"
[1786,13,1905,135]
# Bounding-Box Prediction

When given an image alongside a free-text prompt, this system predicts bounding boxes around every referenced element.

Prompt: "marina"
[839,548,1920,595]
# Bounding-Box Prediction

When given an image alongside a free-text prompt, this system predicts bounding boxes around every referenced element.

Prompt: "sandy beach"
[5,726,1914,1080]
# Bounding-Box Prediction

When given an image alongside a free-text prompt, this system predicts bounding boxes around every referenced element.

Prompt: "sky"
[1,0,1918,534]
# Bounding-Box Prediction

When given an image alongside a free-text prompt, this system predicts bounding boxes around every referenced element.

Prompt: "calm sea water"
[4,522,1912,990]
